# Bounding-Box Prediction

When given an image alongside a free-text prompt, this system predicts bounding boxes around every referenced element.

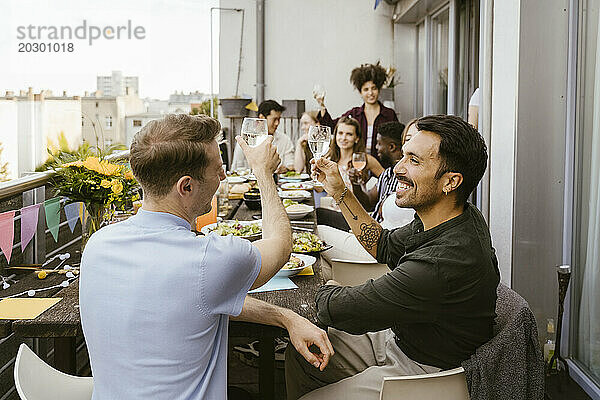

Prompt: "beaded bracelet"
[334,187,349,206]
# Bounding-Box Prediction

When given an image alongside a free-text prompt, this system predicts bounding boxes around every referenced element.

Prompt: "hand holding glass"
[241,118,268,147]
[308,125,331,159]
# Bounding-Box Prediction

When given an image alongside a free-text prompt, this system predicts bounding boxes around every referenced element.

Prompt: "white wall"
[488,0,520,285]
[0,100,19,179]
[219,0,396,119]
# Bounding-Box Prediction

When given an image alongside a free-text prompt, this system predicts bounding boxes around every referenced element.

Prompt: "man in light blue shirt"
[80,114,334,399]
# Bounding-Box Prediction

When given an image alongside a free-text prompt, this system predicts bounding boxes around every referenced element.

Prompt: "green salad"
[283,199,299,208]
[209,220,261,237]
[283,171,301,177]
[292,232,325,252]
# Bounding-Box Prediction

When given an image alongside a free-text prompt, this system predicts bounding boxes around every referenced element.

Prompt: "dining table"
[9,178,326,400]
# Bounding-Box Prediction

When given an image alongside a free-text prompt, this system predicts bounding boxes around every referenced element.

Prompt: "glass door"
[430,7,450,114]
[571,0,600,389]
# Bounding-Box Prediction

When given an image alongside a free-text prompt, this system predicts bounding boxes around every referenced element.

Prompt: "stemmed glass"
[308,125,331,183]
[241,117,268,147]
[351,152,367,184]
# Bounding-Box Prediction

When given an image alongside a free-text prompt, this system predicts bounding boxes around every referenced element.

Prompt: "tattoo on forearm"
[357,222,382,250]
[340,200,358,220]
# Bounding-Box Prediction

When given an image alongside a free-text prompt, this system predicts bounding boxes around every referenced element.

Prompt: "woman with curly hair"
[315,62,398,158]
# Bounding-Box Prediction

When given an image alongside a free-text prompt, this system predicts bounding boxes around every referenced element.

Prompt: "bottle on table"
[544,318,556,369]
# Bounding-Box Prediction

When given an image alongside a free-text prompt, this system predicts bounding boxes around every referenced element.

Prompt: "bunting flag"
[44,198,61,242]
[20,204,41,251]
[374,0,382,9]
[0,211,16,263]
[64,202,81,233]
[79,203,86,225]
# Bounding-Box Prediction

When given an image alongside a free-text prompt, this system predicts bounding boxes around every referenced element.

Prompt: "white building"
[97,71,140,97]
[125,112,163,146]
[168,91,210,114]
[81,89,145,148]
[0,89,82,179]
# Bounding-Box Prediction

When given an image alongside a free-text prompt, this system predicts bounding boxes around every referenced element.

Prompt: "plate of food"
[277,253,316,277]
[201,220,262,241]
[227,176,247,184]
[281,182,314,191]
[278,190,311,200]
[283,200,314,219]
[292,232,332,255]
[279,171,310,181]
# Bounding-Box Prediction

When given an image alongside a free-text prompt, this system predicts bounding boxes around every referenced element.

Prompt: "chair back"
[329,257,389,286]
[379,367,470,400]
[14,343,93,400]
[461,284,545,400]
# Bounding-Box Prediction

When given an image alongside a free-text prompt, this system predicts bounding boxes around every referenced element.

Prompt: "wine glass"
[241,117,268,147]
[351,152,367,185]
[308,125,331,183]
[352,152,367,172]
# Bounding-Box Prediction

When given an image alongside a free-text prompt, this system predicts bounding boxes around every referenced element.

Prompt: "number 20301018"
[18,42,74,52]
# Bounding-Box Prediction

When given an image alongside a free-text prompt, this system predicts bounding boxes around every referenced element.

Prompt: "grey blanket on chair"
[461,284,545,400]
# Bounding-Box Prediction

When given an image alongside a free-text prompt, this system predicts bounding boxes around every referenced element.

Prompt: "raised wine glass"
[308,125,331,183]
[241,117,268,147]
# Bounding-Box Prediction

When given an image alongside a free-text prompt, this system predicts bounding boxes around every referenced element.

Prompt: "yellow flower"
[124,170,135,180]
[63,160,84,167]
[111,181,123,194]
[100,179,111,188]
[81,157,121,176]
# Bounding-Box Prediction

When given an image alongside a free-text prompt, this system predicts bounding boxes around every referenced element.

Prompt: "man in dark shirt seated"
[285,115,500,400]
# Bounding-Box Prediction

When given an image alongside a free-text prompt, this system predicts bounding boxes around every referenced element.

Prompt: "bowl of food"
[201,220,262,241]
[279,171,310,182]
[281,182,314,191]
[278,190,311,201]
[284,201,314,220]
[277,253,316,277]
[292,232,332,256]
[243,189,262,210]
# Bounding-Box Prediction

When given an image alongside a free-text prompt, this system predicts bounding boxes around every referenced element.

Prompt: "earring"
[443,189,448,196]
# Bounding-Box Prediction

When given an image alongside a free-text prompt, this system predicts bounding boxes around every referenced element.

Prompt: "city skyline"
[1,0,219,99]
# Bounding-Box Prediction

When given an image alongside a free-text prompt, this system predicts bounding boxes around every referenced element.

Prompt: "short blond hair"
[130,114,221,197]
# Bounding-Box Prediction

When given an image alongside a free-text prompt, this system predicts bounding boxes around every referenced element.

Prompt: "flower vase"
[81,203,107,251]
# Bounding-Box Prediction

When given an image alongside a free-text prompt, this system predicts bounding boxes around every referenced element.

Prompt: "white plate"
[279,173,310,181]
[244,174,257,181]
[286,205,314,220]
[276,253,316,277]
[201,220,262,240]
[278,190,311,200]
[227,176,247,184]
[281,182,314,191]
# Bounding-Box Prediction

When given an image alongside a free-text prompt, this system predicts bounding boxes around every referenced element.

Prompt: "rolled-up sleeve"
[316,260,442,334]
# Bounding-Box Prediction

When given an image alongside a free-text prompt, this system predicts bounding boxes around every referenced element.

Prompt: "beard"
[395,180,440,211]
[379,152,395,169]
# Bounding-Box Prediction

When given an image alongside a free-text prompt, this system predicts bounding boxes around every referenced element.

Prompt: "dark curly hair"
[350,62,387,91]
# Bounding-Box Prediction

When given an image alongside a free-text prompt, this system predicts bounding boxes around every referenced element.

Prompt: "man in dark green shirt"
[285,115,500,400]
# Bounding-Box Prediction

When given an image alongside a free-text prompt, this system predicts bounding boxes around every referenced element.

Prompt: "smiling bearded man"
[285,115,500,400]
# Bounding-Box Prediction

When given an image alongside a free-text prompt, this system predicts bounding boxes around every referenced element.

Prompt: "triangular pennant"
[64,202,80,233]
[79,203,85,224]
[44,198,61,242]
[0,211,16,263]
[20,204,41,252]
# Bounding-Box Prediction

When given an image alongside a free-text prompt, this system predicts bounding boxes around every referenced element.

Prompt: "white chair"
[379,367,470,400]
[14,343,93,400]
[329,257,390,286]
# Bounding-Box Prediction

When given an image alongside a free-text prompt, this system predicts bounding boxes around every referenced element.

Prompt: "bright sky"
[0,0,219,99]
